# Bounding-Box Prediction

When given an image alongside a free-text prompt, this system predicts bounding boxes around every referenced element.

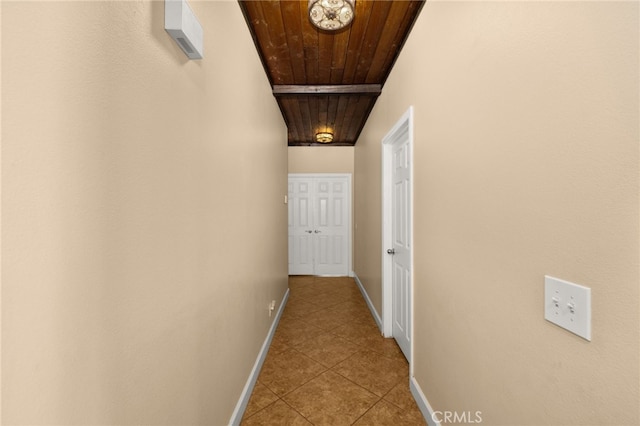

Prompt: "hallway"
[241,276,426,425]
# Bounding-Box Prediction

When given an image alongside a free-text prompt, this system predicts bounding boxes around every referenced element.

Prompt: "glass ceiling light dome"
[316,132,334,143]
[308,0,354,31]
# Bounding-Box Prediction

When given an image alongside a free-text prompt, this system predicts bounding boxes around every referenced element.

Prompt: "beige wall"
[1,2,287,424]
[355,2,639,425]
[288,146,354,174]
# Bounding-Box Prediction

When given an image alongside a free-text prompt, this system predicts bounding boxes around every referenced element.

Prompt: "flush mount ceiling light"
[308,0,355,31]
[316,132,334,143]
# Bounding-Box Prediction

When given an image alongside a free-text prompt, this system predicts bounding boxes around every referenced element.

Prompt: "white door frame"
[382,107,414,365]
[288,173,353,277]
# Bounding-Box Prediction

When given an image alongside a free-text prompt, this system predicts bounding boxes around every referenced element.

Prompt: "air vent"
[176,37,194,54]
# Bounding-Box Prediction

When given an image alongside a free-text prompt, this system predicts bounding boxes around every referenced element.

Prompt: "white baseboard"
[410,376,440,426]
[228,288,289,426]
[353,273,383,332]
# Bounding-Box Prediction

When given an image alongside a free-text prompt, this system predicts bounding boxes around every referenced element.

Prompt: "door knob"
[314,230,321,233]
[387,248,395,255]
[305,230,313,233]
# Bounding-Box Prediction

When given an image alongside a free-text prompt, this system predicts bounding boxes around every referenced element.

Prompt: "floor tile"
[290,284,333,302]
[314,276,352,291]
[277,309,303,331]
[329,285,364,300]
[241,399,312,426]
[259,348,327,396]
[332,350,409,396]
[288,275,315,289]
[268,333,292,356]
[333,308,375,325]
[243,381,280,419]
[353,399,427,425]
[282,290,308,306]
[328,300,374,323]
[383,381,414,409]
[331,306,378,326]
[331,297,368,309]
[283,298,324,317]
[283,370,380,426]
[359,332,405,359]
[294,307,348,332]
[331,321,382,346]
[303,290,348,309]
[273,318,325,347]
[292,332,362,368]
[244,276,427,425]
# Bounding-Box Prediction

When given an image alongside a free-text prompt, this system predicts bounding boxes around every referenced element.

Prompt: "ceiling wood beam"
[273,84,382,96]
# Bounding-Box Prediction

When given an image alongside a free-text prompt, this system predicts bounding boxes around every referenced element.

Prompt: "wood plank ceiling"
[238,0,424,146]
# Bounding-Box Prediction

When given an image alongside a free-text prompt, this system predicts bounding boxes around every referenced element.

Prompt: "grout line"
[240,396,280,423]
[348,396,383,426]
[279,397,315,425]
[277,348,330,398]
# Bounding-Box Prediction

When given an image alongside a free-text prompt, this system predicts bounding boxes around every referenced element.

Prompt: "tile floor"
[241,276,426,425]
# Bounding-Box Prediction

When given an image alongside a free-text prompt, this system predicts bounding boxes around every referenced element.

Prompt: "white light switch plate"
[544,276,591,341]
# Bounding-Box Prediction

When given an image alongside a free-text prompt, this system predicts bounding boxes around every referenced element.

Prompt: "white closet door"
[288,174,351,276]
[288,179,314,275]
[313,177,349,276]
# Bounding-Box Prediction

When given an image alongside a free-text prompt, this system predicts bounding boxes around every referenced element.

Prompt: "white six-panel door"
[288,174,351,276]
[288,179,314,275]
[382,107,413,364]
[391,131,412,361]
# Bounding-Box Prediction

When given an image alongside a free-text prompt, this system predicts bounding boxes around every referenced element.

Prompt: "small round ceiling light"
[316,132,334,143]
[309,0,354,31]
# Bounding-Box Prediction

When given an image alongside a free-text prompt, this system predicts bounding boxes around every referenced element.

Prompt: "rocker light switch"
[544,276,591,341]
